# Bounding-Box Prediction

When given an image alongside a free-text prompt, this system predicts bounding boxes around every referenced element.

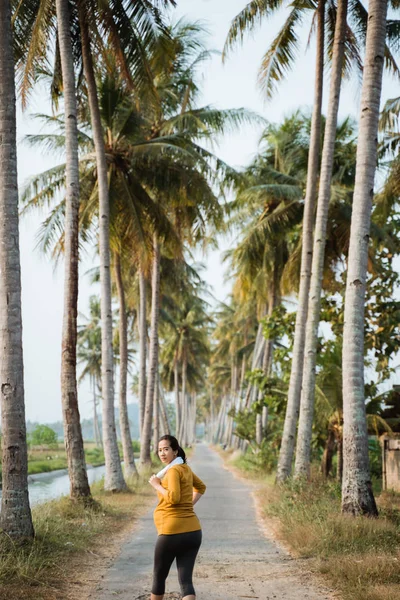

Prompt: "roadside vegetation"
[222,448,400,600]
[0,472,154,600]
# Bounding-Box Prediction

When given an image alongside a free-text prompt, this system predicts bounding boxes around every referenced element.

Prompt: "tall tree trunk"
[244,322,264,409]
[191,394,197,444]
[140,234,161,466]
[159,387,171,436]
[294,0,348,479]
[337,438,343,483]
[341,0,386,517]
[94,382,102,447]
[56,0,92,501]
[138,267,147,437]
[114,252,137,479]
[152,377,160,456]
[256,281,278,446]
[215,395,227,444]
[321,428,336,478]
[0,0,34,538]
[174,361,180,437]
[179,354,188,445]
[78,3,125,491]
[209,385,215,443]
[225,360,237,448]
[277,0,325,482]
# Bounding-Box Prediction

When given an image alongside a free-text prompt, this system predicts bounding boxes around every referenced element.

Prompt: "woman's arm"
[192,471,206,505]
[149,475,169,498]
[192,491,203,505]
[149,468,181,504]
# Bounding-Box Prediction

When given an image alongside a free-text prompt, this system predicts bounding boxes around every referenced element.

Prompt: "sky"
[16,0,400,423]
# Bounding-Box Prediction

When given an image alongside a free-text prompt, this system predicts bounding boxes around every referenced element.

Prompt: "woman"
[148,435,206,600]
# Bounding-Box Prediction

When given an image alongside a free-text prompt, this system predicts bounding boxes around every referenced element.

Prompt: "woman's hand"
[149,475,161,489]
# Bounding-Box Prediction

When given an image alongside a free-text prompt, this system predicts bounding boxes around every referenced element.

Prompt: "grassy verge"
[222,447,400,600]
[0,468,155,600]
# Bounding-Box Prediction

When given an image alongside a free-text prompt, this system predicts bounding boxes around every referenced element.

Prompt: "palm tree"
[160,282,211,446]
[55,0,91,501]
[113,251,138,478]
[225,0,328,479]
[77,297,103,447]
[277,0,325,481]
[140,234,161,466]
[0,0,34,539]
[136,20,256,465]
[13,0,176,493]
[294,0,349,478]
[76,2,126,492]
[341,0,388,517]
[225,0,400,482]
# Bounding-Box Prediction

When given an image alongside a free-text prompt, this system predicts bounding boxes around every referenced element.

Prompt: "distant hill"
[26,402,140,442]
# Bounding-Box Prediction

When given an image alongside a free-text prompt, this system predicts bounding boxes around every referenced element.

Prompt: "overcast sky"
[17,0,400,423]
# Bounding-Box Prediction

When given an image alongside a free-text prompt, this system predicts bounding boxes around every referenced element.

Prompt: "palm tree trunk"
[244,322,264,409]
[138,267,147,438]
[140,234,161,466]
[321,428,336,478]
[78,2,125,491]
[257,280,278,445]
[337,438,343,483]
[174,361,180,437]
[341,0,387,517]
[209,385,215,443]
[0,0,34,538]
[179,354,188,445]
[191,394,197,444]
[56,0,92,501]
[277,0,325,482]
[114,252,137,479]
[92,378,101,447]
[215,395,227,444]
[294,0,348,479]
[159,387,171,436]
[153,377,160,455]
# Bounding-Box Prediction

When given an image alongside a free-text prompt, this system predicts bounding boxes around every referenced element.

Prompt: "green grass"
[226,450,400,600]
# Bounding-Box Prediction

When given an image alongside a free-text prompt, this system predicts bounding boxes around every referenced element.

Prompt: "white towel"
[156,456,184,480]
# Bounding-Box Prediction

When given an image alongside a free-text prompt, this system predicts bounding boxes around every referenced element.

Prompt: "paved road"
[95,445,332,600]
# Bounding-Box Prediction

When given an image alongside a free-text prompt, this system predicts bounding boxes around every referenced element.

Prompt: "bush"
[29,425,59,449]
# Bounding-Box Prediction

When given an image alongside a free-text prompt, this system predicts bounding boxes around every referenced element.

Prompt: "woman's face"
[158,440,178,465]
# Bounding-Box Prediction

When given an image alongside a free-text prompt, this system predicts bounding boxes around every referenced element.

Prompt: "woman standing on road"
[148,435,206,600]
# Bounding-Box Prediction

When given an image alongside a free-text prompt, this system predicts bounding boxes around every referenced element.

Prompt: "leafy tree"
[29,425,59,448]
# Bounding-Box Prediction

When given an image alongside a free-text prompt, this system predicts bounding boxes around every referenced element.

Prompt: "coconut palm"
[77,297,103,447]
[55,0,91,500]
[134,20,258,466]
[225,114,307,435]
[13,0,176,493]
[0,0,34,539]
[341,0,389,517]
[224,0,400,482]
[160,279,212,446]
[113,251,138,478]
[293,0,348,479]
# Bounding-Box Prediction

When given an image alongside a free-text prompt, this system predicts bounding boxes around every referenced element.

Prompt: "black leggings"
[152,529,202,597]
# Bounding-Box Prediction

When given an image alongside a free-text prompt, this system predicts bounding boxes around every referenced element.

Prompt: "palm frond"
[223,0,283,60]
[258,4,307,99]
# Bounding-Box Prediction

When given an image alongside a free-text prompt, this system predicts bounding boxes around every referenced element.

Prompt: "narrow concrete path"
[94,445,333,600]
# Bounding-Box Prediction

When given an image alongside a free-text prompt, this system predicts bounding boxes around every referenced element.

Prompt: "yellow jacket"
[154,463,206,535]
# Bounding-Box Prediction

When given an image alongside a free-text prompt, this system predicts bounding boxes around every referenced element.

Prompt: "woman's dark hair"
[158,435,187,463]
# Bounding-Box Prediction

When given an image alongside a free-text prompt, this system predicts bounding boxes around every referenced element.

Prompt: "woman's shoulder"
[169,462,191,475]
